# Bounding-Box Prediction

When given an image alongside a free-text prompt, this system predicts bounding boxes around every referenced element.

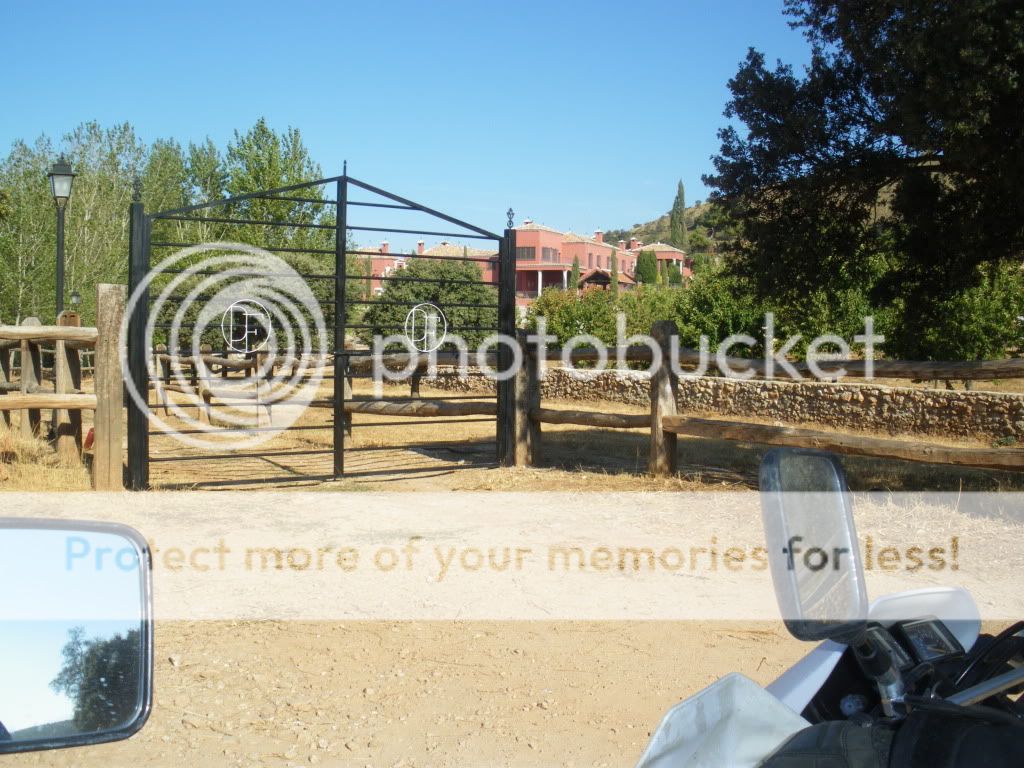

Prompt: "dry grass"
[0,426,91,491]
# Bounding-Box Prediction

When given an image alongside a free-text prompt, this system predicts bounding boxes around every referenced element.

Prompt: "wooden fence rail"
[660,416,1024,472]
[0,284,126,489]
[512,322,1024,476]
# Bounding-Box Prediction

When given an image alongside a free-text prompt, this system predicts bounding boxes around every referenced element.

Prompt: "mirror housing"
[758,449,868,644]
[0,519,153,754]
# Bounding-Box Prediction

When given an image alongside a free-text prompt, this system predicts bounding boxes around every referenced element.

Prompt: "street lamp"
[48,156,76,315]
[70,290,81,308]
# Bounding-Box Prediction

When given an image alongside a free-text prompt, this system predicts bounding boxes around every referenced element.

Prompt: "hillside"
[603,201,734,257]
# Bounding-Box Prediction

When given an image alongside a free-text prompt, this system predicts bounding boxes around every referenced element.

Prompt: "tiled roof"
[579,268,637,285]
[515,222,565,235]
[562,231,619,248]
[638,242,687,255]
[422,242,498,258]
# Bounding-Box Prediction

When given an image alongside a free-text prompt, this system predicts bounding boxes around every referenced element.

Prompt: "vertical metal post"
[333,177,348,477]
[126,199,150,490]
[56,204,66,315]
[496,227,517,465]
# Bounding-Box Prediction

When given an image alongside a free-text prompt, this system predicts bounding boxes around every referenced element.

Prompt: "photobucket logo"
[120,243,327,450]
[368,311,884,387]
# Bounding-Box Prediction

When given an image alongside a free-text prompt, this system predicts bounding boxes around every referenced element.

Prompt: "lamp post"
[48,156,76,315]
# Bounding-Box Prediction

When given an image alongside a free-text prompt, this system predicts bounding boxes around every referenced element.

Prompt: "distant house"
[360,220,691,306]
[636,242,692,280]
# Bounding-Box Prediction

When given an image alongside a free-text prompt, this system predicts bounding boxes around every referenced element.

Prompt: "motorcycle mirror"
[0,519,153,755]
[758,449,868,644]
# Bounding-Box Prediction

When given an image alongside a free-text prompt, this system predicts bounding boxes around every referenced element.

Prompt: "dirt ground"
[6,620,807,768]
[3,375,1024,767]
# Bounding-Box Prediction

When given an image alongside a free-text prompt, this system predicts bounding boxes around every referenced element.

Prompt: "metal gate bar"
[127,172,516,489]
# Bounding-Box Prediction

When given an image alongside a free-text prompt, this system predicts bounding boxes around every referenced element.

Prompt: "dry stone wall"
[426,368,1024,443]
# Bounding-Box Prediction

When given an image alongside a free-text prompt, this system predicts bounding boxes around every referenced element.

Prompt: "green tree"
[705,1,1024,359]
[886,262,1024,361]
[221,118,328,250]
[360,259,498,350]
[667,263,683,286]
[570,255,581,294]
[187,138,227,203]
[673,267,766,355]
[0,123,149,324]
[609,248,619,296]
[525,287,617,345]
[51,627,142,732]
[669,180,689,251]
[635,251,658,284]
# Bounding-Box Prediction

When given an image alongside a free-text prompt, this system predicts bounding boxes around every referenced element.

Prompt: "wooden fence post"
[19,317,42,439]
[55,310,83,464]
[93,284,126,490]
[514,330,541,467]
[0,342,10,430]
[649,320,679,477]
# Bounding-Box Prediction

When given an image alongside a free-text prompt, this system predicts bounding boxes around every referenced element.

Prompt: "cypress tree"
[635,251,658,284]
[669,180,689,251]
[610,249,619,296]
[570,255,581,294]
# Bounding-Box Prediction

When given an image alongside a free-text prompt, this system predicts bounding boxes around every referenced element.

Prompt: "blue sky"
[1,0,810,235]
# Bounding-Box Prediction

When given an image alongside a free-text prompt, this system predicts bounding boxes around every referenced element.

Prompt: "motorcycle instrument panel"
[895,617,964,665]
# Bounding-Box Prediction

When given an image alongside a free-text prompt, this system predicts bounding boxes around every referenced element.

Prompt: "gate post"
[496,226,517,466]
[95,284,126,490]
[126,194,150,490]
[649,320,680,477]
[333,176,348,478]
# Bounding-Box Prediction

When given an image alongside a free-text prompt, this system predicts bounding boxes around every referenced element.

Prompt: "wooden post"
[199,344,213,423]
[93,284,126,490]
[344,368,353,437]
[0,342,9,430]
[649,320,679,477]
[514,330,541,467]
[154,344,169,414]
[55,311,83,464]
[19,317,42,438]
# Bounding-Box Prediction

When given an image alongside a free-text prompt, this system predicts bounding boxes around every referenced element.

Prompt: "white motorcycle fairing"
[636,587,981,767]
[634,673,809,768]
[766,586,981,715]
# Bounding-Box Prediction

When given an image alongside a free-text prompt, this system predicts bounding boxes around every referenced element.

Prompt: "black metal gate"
[125,173,516,490]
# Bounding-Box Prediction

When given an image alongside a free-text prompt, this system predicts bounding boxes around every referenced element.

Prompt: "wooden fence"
[511,321,1024,475]
[0,284,126,489]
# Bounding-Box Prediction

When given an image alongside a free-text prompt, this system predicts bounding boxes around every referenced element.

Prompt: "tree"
[570,255,581,294]
[655,259,665,286]
[886,262,1024,361]
[360,259,498,350]
[669,180,689,251]
[705,0,1024,356]
[609,249,619,296]
[635,250,658,284]
[673,266,766,355]
[667,263,683,286]
[51,627,142,732]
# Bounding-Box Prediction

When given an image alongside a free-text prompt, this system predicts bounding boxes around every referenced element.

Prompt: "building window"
[516,246,536,262]
[541,247,559,263]
[588,253,593,268]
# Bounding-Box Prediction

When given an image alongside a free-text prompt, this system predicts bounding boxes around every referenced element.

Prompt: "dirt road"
[7,620,807,768]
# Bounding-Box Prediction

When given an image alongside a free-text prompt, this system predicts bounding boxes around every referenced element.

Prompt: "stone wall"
[425,368,1024,442]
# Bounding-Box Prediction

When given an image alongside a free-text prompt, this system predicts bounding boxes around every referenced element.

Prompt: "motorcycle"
[636,448,1024,767]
